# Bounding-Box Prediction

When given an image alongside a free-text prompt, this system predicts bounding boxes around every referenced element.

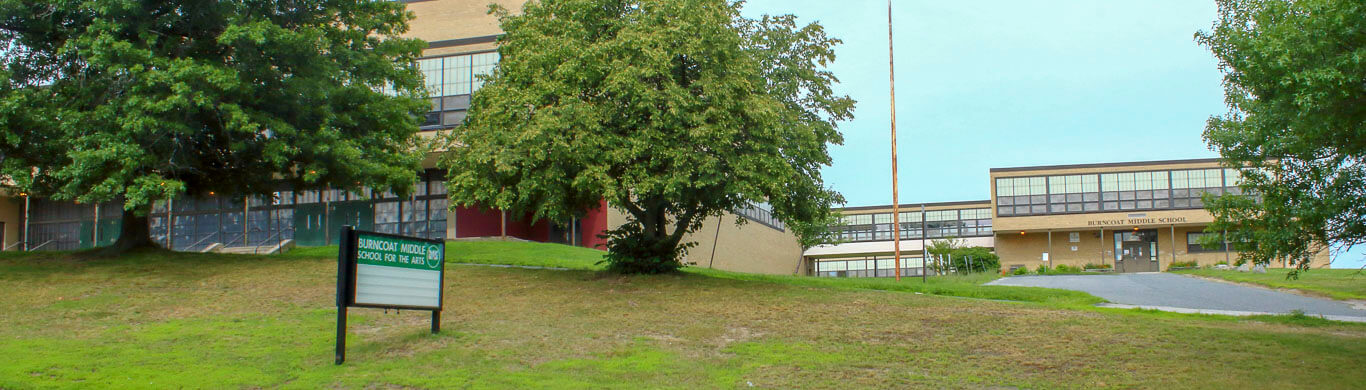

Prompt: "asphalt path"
[987,272,1366,320]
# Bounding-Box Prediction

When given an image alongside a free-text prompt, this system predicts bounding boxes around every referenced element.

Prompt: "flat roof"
[989,158,1223,173]
[838,200,991,212]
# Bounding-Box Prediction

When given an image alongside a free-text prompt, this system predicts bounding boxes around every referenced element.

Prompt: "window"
[1186,232,1230,253]
[734,201,784,231]
[414,51,500,130]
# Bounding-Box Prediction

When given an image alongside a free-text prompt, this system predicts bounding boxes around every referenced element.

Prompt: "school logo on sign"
[426,244,442,269]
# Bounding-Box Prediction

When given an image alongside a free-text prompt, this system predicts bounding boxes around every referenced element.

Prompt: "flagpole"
[888,0,902,282]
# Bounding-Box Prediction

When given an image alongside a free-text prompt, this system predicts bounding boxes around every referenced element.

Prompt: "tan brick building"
[804,158,1333,277]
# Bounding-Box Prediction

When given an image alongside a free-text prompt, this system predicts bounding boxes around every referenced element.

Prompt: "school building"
[0,0,806,276]
[0,1,1331,278]
[804,158,1333,277]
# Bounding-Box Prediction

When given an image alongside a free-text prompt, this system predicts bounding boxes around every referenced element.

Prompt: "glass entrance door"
[1114,230,1159,272]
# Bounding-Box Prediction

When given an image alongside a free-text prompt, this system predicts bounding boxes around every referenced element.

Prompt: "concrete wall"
[684,214,804,275]
[404,0,523,43]
[601,204,804,275]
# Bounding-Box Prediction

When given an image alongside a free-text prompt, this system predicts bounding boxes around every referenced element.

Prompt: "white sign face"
[1042,252,1050,261]
[352,233,444,309]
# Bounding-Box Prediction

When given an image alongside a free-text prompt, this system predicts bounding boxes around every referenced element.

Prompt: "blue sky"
[739,1,1364,269]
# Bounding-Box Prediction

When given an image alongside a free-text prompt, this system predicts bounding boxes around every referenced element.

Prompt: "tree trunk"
[100,206,158,255]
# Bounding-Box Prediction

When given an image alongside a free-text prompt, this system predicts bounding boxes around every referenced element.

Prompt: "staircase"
[211,239,296,255]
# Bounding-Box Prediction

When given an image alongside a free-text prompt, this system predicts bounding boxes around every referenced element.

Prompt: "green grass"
[2,243,1365,388]
[285,239,607,270]
[1173,268,1366,301]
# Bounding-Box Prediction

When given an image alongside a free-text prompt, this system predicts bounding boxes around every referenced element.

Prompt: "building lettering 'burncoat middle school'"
[0,1,1334,278]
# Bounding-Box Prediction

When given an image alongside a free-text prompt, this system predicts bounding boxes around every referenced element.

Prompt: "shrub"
[1011,266,1030,275]
[1052,264,1081,273]
[1036,264,1049,274]
[946,247,1000,274]
[1083,263,1112,270]
[1169,260,1199,270]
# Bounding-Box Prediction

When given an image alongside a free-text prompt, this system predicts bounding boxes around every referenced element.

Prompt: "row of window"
[407,52,500,129]
[830,208,993,242]
[734,202,784,231]
[813,258,926,278]
[995,168,1245,216]
[1186,232,1232,253]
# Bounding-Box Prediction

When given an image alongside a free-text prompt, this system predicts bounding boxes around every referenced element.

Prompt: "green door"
[78,221,95,249]
[294,204,326,247]
[327,202,374,245]
[96,218,121,246]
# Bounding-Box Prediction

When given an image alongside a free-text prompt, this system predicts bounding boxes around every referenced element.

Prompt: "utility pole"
[887,0,902,282]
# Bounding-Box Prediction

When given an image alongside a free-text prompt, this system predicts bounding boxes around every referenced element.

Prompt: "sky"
[738,0,1364,269]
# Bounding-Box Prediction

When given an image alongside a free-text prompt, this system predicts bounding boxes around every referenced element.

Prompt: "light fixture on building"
[1020,231,1026,236]
[18,192,27,197]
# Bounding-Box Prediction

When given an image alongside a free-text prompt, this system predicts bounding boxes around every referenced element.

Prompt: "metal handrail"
[28,240,55,251]
[187,234,219,252]
[222,233,244,248]
[4,241,22,251]
[254,231,283,254]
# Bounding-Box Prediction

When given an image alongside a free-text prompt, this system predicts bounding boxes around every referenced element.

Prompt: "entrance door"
[327,202,374,245]
[293,204,326,247]
[1115,230,1160,272]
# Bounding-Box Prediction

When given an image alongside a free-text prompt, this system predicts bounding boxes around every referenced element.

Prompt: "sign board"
[353,232,445,308]
[335,226,445,364]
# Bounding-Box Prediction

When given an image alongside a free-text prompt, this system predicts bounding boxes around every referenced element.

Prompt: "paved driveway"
[987,273,1366,321]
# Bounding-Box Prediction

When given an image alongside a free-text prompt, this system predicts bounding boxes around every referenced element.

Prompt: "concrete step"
[214,239,295,255]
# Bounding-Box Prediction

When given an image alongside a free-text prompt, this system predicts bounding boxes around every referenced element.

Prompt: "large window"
[1186,232,1230,253]
[733,201,785,231]
[996,167,1245,217]
[831,207,992,243]
[814,258,924,278]
[414,51,501,130]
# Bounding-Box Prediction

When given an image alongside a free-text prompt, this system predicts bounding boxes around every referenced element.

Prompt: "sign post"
[335,226,445,365]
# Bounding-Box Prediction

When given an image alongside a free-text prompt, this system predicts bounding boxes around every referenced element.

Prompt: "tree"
[443,0,853,274]
[1195,0,1366,275]
[0,0,429,253]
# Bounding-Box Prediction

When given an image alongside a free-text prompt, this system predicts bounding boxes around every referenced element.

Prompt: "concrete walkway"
[987,273,1366,322]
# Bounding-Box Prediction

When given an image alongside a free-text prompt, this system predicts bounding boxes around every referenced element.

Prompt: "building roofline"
[426,34,501,50]
[989,158,1224,173]
[837,200,991,212]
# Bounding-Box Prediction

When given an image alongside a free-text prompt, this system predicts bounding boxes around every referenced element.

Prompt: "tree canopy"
[1196,0,1366,273]
[0,0,430,252]
[443,0,853,273]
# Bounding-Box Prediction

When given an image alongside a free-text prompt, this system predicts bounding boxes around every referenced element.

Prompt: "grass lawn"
[2,243,1364,389]
[1173,268,1366,301]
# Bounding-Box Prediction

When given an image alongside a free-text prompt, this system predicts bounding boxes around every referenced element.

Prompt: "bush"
[1011,266,1030,275]
[1169,260,1199,269]
[1083,263,1112,270]
[1052,264,1081,273]
[945,247,1000,274]
[1036,264,1049,274]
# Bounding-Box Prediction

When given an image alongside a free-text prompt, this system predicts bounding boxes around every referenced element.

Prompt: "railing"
[252,231,283,254]
[27,240,56,251]
[3,241,22,251]
[221,233,245,248]
[186,234,219,252]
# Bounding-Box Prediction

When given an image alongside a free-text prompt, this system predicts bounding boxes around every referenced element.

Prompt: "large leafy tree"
[1196,0,1366,273]
[444,0,853,273]
[0,0,429,253]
